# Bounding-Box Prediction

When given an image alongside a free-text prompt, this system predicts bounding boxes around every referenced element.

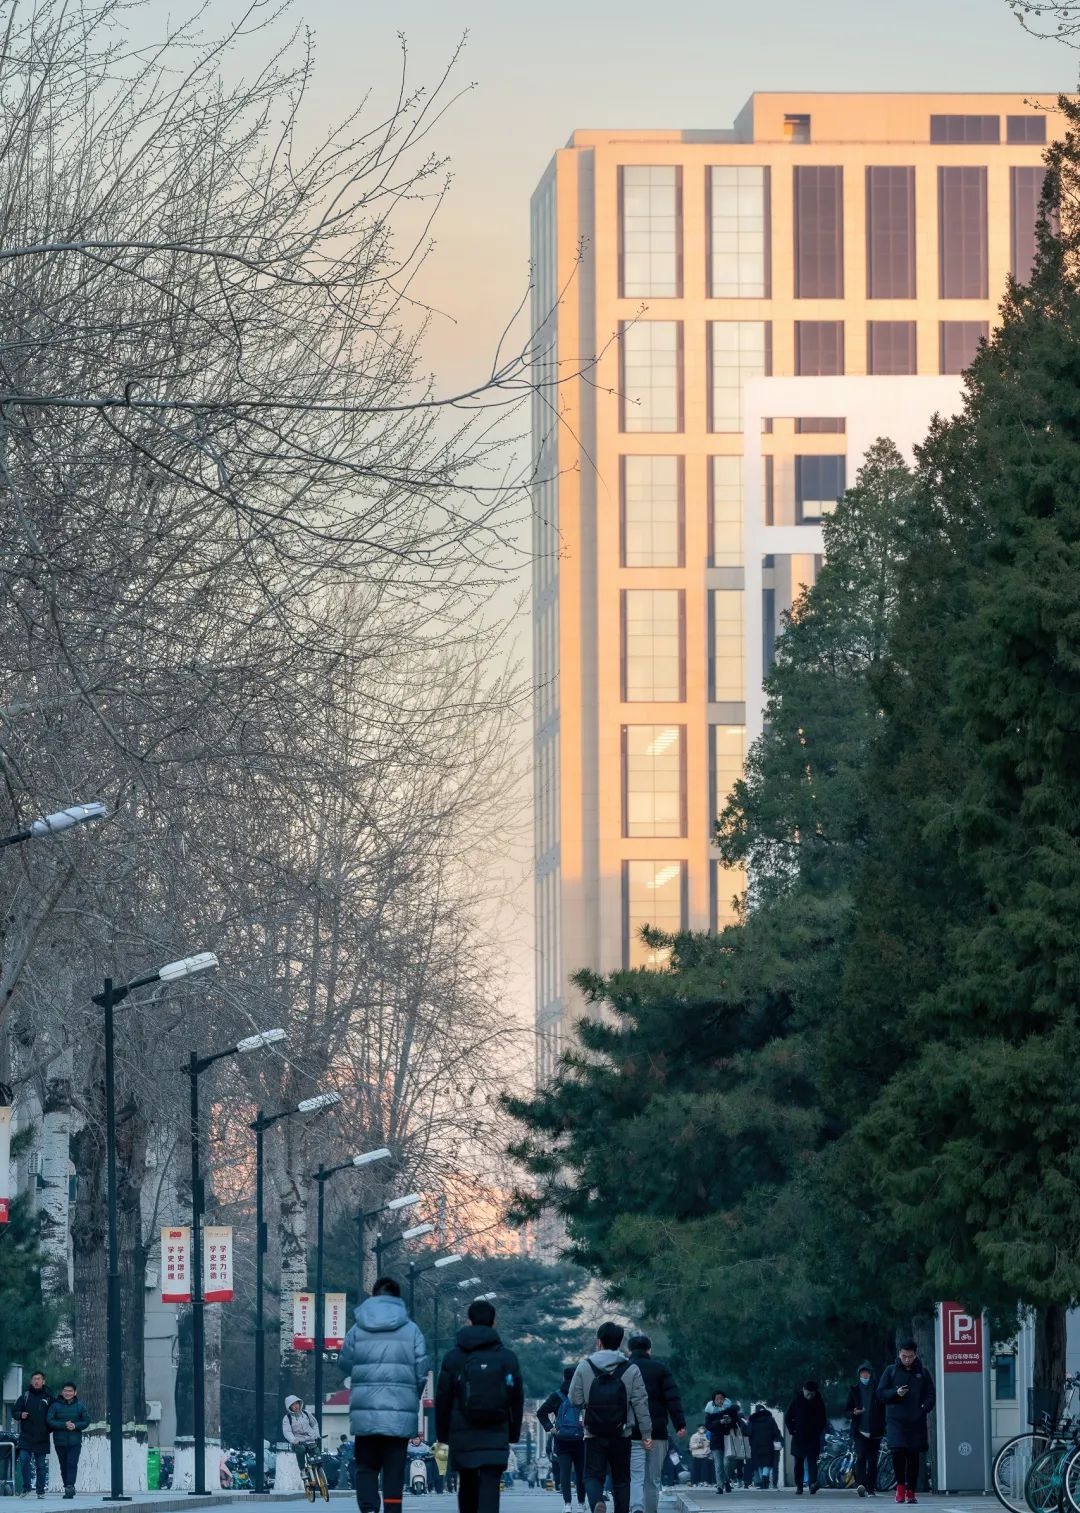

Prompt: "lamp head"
[387,1193,421,1212]
[297,1092,341,1114]
[29,801,107,837]
[434,1254,463,1269]
[458,1277,482,1289]
[353,1147,392,1168]
[158,951,219,982]
[236,1027,287,1054]
[401,1222,434,1241]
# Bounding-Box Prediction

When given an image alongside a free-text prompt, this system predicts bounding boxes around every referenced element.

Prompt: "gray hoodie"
[569,1350,652,1440]
[338,1294,429,1439]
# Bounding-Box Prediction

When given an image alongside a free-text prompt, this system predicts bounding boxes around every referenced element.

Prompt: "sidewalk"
[21,1493,359,1511]
[674,1491,992,1513]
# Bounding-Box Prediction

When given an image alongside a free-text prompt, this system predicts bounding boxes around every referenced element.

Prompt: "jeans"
[585,1437,631,1513]
[18,1450,47,1495]
[56,1445,81,1490]
[712,1449,728,1489]
[629,1440,666,1513]
[556,1442,586,1505]
[793,1450,819,1490]
[457,1464,502,1513]
[355,1434,408,1513]
[855,1437,880,1492]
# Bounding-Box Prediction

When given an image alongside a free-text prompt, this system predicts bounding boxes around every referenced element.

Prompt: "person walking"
[435,1297,524,1513]
[845,1364,886,1497]
[568,1321,652,1513]
[688,1428,711,1487]
[338,1276,429,1513]
[877,1342,935,1506]
[46,1384,89,1500]
[14,1372,53,1499]
[626,1335,685,1513]
[725,1408,750,1490]
[704,1392,737,1493]
[433,1443,449,1495]
[538,1366,587,1513]
[747,1406,782,1490]
[785,1382,827,1495]
[282,1396,322,1473]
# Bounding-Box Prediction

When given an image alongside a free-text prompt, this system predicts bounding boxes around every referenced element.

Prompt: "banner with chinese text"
[161,1227,191,1302]
[0,1106,11,1223]
[293,1290,314,1351]
[204,1225,234,1302]
[324,1292,348,1350]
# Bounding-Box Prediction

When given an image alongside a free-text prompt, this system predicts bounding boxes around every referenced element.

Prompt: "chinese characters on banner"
[324,1292,348,1351]
[941,1301,984,1373]
[204,1225,234,1303]
[161,1227,191,1302]
[0,1106,11,1223]
[293,1291,315,1352]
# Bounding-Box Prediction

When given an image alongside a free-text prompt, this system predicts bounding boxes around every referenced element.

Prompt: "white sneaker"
[565,1504,573,1513]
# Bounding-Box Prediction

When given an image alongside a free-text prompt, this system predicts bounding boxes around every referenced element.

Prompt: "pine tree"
[0,1194,56,1380]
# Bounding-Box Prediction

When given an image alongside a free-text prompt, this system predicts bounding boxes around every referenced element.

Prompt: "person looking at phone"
[877,1341,936,1506]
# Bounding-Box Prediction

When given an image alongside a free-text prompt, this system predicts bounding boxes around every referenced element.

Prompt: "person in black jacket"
[13,1372,53,1499]
[747,1407,782,1489]
[538,1367,586,1513]
[626,1336,686,1513]
[877,1342,936,1506]
[784,1382,827,1496]
[435,1299,524,1513]
[844,1363,886,1497]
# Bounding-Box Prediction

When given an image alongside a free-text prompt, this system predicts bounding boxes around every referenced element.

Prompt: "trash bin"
[146,1449,161,1491]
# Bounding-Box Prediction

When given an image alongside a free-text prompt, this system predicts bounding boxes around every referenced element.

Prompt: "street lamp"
[249,1092,342,1494]
[92,950,218,1503]
[407,1253,464,1315]
[185,1025,286,1495]
[312,1148,392,1430]
[357,1193,421,1297]
[374,1219,434,1274]
[0,800,107,847]
[427,1276,482,1358]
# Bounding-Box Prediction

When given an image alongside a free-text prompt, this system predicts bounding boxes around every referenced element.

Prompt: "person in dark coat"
[747,1406,782,1489]
[627,1335,686,1513]
[844,1363,886,1497]
[13,1372,53,1499]
[436,1299,524,1513]
[877,1342,935,1505]
[47,1383,91,1499]
[784,1382,827,1496]
[538,1366,586,1513]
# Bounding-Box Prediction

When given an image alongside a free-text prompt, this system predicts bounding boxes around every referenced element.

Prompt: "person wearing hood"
[435,1298,524,1513]
[338,1276,429,1513]
[747,1406,782,1490]
[569,1322,652,1513]
[784,1382,827,1495]
[844,1364,886,1497]
[14,1371,53,1499]
[282,1395,321,1470]
[877,1341,935,1507]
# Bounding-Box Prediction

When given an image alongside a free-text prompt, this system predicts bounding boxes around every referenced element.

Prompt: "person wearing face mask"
[877,1341,936,1506]
[784,1382,826,1496]
[844,1364,885,1497]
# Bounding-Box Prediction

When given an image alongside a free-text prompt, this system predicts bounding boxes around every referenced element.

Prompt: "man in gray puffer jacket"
[338,1277,429,1513]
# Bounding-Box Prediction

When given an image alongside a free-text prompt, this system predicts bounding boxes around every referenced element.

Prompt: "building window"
[712,723,746,820]
[624,860,686,969]
[620,166,681,298]
[1007,113,1047,144]
[621,320,682,433]
[867,321,917,375]
[622,725,686,838]
[930,114,1000,143]
[939,321,989,374]
[784,114,811,144]
[709,321,772,432]
[795,455,846,523]
[794,166,844,298]
[994,1356,1018,1402]
[709,166,770,298]
[938,167,988,299]
[866,166,916,298]
[712,860,743,930]
[795,320,845,375]
[622,589,685,702]
[710,591,745,702]
[621,456,683,567]
[1011,166,1047,284]
[710,456,743,567]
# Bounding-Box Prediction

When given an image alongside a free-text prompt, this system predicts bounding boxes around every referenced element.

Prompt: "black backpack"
[458,1352,511,1426]
[586,1361,630,1436]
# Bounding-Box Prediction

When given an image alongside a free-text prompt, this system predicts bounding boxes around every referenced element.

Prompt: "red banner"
[204,1226,234,1303]
[293,1291,314,1352]
[161,1227,191,1303]
[941,1301,984,1373]
[0,1107,10,1224]
[325,1292,348,1351]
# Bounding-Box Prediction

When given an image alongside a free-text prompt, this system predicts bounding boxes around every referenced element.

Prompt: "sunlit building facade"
[531,92,1064,1077]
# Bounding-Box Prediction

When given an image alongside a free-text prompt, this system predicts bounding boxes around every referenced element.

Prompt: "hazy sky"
[246,0,1078,1037]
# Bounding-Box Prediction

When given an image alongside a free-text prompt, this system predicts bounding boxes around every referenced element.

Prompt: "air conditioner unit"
[146,1402,162,1422]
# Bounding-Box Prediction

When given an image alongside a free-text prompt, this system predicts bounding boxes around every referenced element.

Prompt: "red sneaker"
[905,1492,917,1505]
[894,1488,906,1505]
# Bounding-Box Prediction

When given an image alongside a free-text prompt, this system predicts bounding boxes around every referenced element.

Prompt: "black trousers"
[792,1449,819,1489]
[355,1434,408,1513]
[585,1437,632,1513]
[56,1445,81,1489]
[891,1449,919,1490]
[557,1442,586,1504]
[457,1464,503,1513]
[855,1437,880,1491]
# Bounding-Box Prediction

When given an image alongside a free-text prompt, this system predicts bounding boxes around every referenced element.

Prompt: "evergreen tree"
[0,1194,56,1380]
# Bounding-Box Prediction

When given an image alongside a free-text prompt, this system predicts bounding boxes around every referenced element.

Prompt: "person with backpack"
[568,1321,652,1513]
[13,1371,53,1499]
[626,1335,686,1513]
[538,1366,587,1513]
[46,1383,90,1499]
[435,1298,524,1513]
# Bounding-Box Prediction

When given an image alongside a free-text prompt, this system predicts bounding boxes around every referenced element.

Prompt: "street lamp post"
[312,1149,392,1431]
[185,1026,287,1495]
[250,1094,342,1495]
[373,1220,434,1276]
[357,1193,421,1297]
[0,801,107,848]
[431,1278,480,1357]
[407,1254,464,1316]
[91,949,218,1504]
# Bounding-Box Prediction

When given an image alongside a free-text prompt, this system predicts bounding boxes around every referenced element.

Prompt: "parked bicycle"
[992,1372,1080,1513]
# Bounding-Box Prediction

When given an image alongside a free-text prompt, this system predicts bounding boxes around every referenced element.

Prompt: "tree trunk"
[272,1125,310,1406]
[39,1050,74,1361]
[175,1307,193,1438]
[70,1049,107,1418]
[1033,1304,1068,1397]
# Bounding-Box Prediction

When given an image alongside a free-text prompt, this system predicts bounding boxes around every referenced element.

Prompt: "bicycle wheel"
[1062,1445,1080,1513]
[995,1434,1053,1513]
[303,1469,316,1504]
[878,1448,896,1493]
[1024,1446,1062,1513]
[316,1464,330,1503]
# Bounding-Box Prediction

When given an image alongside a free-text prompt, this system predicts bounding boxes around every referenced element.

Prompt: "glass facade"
[867,320,917,375]
[712,860,743,930]
[866,166,916,298]
[1011,166,1047,284]
[794,166,844,298]
[938,167,988,299]
[710,455,743,568]
[621,320,682,432]
[796,454,846,523]
[622,724,685,838]
[622,589,684,702]
[711,591,745,702]
[939,320,989,374]
[620,166,681,298]
[624,860,686,969]
[712,724,746,819]
[709,166,770,297]
[709,321,771,432]
[621,456,683,567]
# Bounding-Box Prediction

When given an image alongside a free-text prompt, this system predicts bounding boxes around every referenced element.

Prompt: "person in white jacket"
[282,1395,321,1471]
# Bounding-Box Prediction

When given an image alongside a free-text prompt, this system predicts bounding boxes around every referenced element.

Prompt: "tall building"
[531,92,1064,1076]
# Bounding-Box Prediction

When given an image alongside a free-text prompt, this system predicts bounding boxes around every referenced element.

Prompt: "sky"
[235,0,1079,1046]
